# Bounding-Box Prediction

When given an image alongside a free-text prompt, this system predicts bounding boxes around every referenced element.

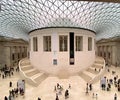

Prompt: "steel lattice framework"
[0,0,120,40]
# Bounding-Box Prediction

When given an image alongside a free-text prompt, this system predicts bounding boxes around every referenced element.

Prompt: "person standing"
[38,97,41,100]
[86,87,88,94]
[68,84,71,89]
[114,93,117,100]
[89,84,92,91]
[9,81,12,87]
[4,96,8,100]
[65,89,69,99]
[54,86,57,92]
[55,93,59,100]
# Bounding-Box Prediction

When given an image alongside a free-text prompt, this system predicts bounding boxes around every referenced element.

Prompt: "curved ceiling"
[0,0,120,40]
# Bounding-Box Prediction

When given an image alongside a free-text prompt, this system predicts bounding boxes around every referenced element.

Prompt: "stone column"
[112,45,117,65]
[110,45,112,65]
[15,46,18,66]
[97,46,100,56]
[19,46,22,60]
[104,46,106,61]
[24,46,27,57]
[22,46,25,58]
[106,46,109,64]
[10,46,12,66]
[102,46,104,58]
[99,46,102,57]
[4,46,11,66]
[10,46,14,66]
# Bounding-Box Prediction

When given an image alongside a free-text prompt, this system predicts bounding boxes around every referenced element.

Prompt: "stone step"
[78,72,92,82]
[34,73,48,85]
[83,70,96,78]
[21,66,33,71]
[20,61,30,66]
[94,62,103,65]
[92,63,103,68]
[21,65,32,68]
[89,67,101,70]
[31,72,44,80]
[95,59,104,64]
[25,69,40,77]
[86,67,99,74]
[24,68,36,73]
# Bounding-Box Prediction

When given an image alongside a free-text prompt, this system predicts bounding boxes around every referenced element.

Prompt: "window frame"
[75,36,83,51]
[59,35,68,52]
[88,37,92,51]
[43,36,51,52]
[33,37,38,52]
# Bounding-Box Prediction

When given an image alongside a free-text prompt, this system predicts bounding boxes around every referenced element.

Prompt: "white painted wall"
[29,28,95,76]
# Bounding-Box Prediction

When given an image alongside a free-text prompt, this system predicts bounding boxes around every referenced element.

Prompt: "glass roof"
[0,0,120,40]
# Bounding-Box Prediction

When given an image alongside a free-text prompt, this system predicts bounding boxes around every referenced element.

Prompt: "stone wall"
[96,37,120,66]
[0,37,28,68]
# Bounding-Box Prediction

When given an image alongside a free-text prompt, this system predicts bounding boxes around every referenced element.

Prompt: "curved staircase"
[19,57,105,86]
[19,58,48,86]
[78,56,106,83]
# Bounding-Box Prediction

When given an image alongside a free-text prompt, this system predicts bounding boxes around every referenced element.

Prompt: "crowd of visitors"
[0,64,25,100]
[85,65,120,100]
[100,69,120,93]
[54,83,70,100]
[0,64,19,79]
[1,63,120,100]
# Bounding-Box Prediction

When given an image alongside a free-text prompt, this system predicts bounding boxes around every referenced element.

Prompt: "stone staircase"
[78,56,105,83]
[19,57,105,86]
[19,58,48,86]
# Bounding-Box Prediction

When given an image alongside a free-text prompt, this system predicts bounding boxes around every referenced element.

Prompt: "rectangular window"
[43,36,51,51]
[75,36,83,51]
[88,37,92,51]
[33,37,38,51]
[59,35,68,51]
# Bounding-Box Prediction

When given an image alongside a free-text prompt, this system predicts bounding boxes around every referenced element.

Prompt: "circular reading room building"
[29,27,95,77]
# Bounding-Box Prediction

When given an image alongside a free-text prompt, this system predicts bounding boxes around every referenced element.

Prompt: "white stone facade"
[29,27,95,76]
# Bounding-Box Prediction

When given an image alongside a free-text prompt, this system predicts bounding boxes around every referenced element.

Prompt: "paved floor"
[0,65,120,100]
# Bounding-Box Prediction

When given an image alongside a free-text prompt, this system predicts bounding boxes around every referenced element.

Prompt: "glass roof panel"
[0,0,120,40]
